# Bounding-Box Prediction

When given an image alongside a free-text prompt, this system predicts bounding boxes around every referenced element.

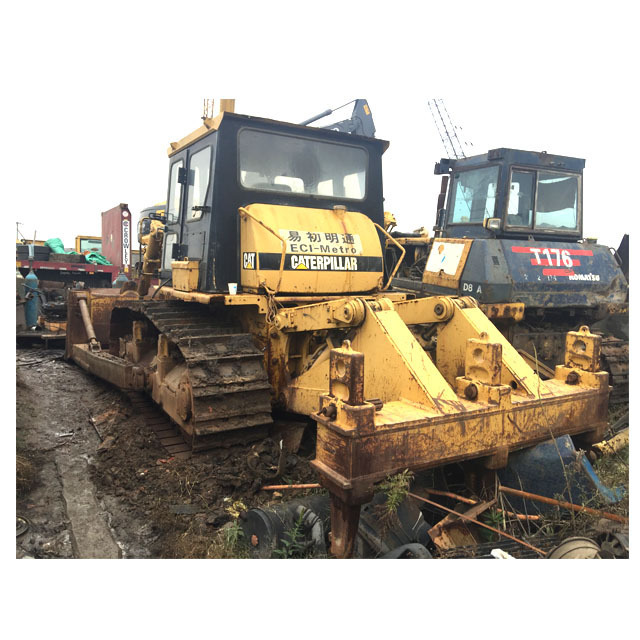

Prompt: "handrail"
[374,222,406,291]
[238,206,286,294]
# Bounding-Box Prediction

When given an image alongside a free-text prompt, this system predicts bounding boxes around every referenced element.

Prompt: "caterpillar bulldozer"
[388,148,629,403]
[65,105,613,557]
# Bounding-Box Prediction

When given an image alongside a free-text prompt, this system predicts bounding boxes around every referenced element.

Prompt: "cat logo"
[243,252,256,269]
[295,261,308,269]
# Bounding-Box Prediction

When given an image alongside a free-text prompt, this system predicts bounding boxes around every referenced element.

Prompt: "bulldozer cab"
[390,147,627,314]
[160,112,388,295]
[435,149,584,242]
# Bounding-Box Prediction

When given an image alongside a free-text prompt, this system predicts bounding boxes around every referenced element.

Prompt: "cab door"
[160,141,214,285]
[179,142,214,271]
[160,154,186,279]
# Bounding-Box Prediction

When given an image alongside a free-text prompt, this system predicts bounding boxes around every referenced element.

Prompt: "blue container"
[498,435,625,514]
[112,271,129,288]
[24,270,39,328]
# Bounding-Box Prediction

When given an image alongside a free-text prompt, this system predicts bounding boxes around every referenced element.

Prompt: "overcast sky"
[5,1,637,252]
[6,0,636,625]
[9,92,636,251]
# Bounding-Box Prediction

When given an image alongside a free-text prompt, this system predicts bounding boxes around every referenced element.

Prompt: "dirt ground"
[16,348,629,560]
[16,348,317,559]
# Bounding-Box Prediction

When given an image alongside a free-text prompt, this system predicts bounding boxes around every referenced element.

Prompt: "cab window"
[166,160,184,224]
[238,129,367,200]
[506,169,579,232]
[507,170,535,227]
[449,166,499,223]
[78,238,102,253]
[162,233,177,271]
[535,172,579,230]
[186,147,212,222]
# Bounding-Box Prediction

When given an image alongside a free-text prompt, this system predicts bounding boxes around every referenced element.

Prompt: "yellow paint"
[168,112,225,157]
[219,99,236,113]
[312,313,611,500]
[139,218,165,248]
[593,428,629,456]
[565,325,601,372]
[393,295,455,324]
[239,203,383,294]
[480,302,525,323]
[436,302,552,397]
[283,298,468,415]
[171,259,200,292]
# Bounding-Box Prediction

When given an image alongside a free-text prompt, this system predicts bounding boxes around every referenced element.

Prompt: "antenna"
[427,99,473,159]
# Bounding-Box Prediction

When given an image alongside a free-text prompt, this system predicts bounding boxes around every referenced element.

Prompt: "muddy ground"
[16,348,317,559]
[16,348,629,560]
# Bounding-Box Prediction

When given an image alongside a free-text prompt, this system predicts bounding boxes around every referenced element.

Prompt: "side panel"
[402,238,513,301]
[422,238,473,289]
[430,239,629,308]
[496,240,628,308]
[240,204,383,294]
[457,239,513,302]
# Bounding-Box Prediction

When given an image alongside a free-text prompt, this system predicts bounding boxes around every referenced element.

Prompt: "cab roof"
[435,148,585,174]
[168,111,390,158]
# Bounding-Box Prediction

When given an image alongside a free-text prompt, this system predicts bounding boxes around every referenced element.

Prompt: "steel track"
[119,300,273,451]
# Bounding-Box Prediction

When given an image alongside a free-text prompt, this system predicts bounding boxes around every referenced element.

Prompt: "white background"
[5,0,635,636]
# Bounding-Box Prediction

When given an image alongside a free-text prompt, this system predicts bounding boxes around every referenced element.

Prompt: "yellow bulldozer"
[65,102,611,557]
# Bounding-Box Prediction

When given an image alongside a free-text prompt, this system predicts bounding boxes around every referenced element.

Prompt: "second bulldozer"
[387,148,628,403]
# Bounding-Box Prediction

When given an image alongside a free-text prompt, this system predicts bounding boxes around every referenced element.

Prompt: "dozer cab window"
[535,172,579,230]
[162,232,177,271]
[186,147,212,222]
[238,129,367,200]
[449,166,499,224]
[507,170,535,227]
[167,160,184,224]
[506,169,579,232]
[77,237,102,253]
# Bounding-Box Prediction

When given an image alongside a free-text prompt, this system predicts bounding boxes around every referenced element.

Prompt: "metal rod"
[88,413,103,442]
[260,483,321,490]
[299,108,333,126]
[498,486,628,524]
[299,100,354,126]
[408,492,546,556]
[422,487,476,504]
[421,488,540,521]
[78,298,101,351]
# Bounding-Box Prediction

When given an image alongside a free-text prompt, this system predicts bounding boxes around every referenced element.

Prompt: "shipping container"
[101,203,132,275]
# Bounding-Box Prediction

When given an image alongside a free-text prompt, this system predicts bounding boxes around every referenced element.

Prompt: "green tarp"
[44,238,74,254]
[44,238,112,265]
[84,252,112,265]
